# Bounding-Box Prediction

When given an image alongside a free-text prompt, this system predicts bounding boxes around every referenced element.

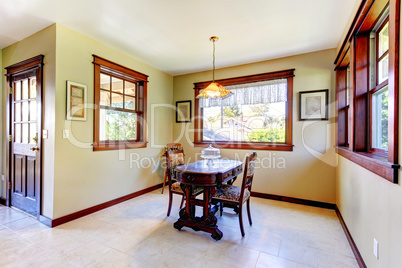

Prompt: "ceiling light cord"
[212,38,216,82]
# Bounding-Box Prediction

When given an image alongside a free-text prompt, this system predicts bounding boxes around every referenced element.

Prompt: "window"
[93,55,148,151]
[335,0,399,183]
[370,18,389,153]
[194,69,294,151]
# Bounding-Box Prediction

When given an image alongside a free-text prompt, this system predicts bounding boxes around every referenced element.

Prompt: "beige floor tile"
[3,216,38,231]
[0,209,28,224]
[245,231,281,256]
[218,242,261,268]
[0,193,358,268]
[13,221,49,238]
[316,250,359,268]
[256,252,298,268]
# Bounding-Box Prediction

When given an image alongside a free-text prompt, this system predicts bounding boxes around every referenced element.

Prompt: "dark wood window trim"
[193,69,294,151]
[335,0,400,183]
[93,55,148,151]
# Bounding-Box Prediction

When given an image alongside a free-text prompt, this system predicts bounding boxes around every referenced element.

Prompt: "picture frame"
[299,89,328,121]
[176,100,191,123]
[66,81,87,121]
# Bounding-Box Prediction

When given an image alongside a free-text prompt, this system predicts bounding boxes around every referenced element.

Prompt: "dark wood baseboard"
[0,198,6,206]
[335,207,367,268]
[251,191,366,268]
[40,183,163,228]
[250,192,337,210]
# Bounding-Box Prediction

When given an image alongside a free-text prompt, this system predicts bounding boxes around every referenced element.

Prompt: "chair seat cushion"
[171,182,203,195]
[213,184,250,202]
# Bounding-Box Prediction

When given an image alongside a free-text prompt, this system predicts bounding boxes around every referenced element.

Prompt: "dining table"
[173,159,243,240]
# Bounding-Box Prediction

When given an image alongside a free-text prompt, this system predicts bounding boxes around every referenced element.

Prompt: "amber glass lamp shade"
[196,82,233,99]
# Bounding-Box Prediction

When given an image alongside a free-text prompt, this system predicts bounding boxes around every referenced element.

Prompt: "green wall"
[173,49,337,203]
[1,24,174,219]
[52,24,174,218]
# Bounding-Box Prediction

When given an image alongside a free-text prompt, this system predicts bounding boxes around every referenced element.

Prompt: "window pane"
[29,123,36,144]
[125,96,135,110]
[372,86,388,150]
[203,102,286,142]
[22,101,29,121]
[100,90,110,106]
[30,100,36,121]
[30,78,37,98]
[14,103,21,122]
[99,108,136,141]
[22,123,28,143]
[378,22,389,56]
[22,79,29,100]
[125,81,136,96]
[14,123,21,143]
[112,77,124,93]
[100,74,110,91]
[378,54,389,84]
[111,93,123,108]
[15,82,21,101]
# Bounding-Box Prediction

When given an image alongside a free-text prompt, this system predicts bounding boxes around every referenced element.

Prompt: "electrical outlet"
[374,238,379,259]
[63,129,69,139]
[1,175,4,181]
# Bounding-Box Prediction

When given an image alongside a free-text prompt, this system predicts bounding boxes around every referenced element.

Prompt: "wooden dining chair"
[166,148,203,216]
[161,143,182,194]
[212,152,257,236]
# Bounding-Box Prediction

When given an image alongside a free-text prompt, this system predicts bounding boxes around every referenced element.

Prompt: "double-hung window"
[370,18,389,152]
[335,0,399,183]
[93,55,148,151]
[194,69,294,151]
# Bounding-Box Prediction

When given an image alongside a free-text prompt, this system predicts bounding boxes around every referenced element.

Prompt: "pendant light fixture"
[196,36,233,99]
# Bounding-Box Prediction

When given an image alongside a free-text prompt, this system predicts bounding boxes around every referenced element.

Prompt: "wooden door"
[6,56,43,218]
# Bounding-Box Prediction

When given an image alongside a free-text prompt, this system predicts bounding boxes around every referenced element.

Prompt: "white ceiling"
[0,0,358,76]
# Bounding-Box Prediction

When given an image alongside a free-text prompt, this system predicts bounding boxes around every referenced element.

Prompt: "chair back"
[240,152,257,200]
[166,148,185,183]
[164,143,183,156]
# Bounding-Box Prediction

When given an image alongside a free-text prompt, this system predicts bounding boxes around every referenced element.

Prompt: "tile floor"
[0,190,358,268]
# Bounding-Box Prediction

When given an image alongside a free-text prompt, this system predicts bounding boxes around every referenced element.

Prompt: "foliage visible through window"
[99,74,137,141]
[93,55,148,151]
[194,70,294,151]
[371,18,389,152]
[200,80,286,143]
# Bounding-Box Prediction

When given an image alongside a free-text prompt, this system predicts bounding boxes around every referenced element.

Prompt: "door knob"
[30,147,39,151]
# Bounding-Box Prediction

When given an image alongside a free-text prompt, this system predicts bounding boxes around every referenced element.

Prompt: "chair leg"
[161,170,168,194]
[220,202,223,216]
[238,204,245,237]
[246,199,252,226]
[179,195,185,209]
[167,192,173,216]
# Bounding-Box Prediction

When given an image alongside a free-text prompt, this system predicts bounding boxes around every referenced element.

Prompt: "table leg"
[173,185,223,240]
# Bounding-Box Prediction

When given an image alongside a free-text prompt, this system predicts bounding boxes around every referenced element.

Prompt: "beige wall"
[52,24,173,218]
[0,48,3,198]
[173,49,337,203]
[2,25,57,217]
[335,18,402,268]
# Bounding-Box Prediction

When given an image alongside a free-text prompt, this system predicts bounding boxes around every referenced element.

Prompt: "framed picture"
[176,100,191,123]
[299,89,328,121]
[66,81,87,121]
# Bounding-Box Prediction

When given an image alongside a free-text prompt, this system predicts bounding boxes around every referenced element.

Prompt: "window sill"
[336,146,399,183]
[194,142,294,151]
[93,141,147,151]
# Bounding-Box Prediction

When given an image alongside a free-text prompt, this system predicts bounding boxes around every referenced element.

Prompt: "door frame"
[5,55,44,219]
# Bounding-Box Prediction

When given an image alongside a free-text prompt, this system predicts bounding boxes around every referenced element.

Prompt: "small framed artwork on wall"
[299,89,328,120]
[66,81,87,121]
[176,100,191,123]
